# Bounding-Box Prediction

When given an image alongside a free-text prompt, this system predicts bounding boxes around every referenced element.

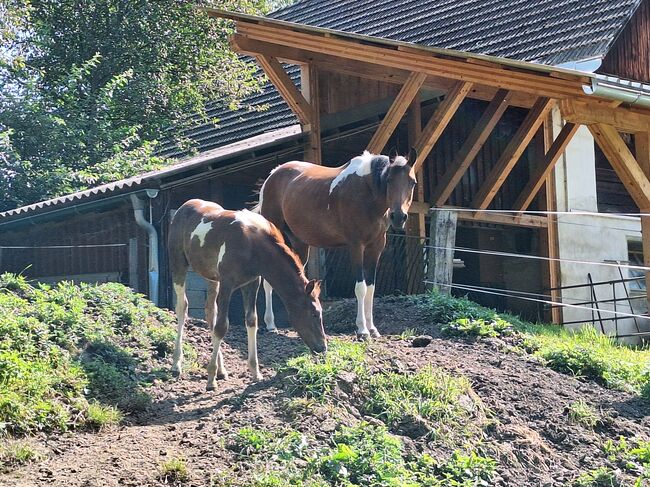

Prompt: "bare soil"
[2,296,650,486]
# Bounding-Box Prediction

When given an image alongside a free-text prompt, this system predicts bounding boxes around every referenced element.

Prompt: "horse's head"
[288,279,327,354]
[385,152,417,230]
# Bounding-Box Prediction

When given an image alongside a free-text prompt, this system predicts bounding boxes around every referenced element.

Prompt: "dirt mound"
[2,296,649,486]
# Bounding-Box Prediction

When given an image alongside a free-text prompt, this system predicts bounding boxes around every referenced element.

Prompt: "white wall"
[553,109,650,342]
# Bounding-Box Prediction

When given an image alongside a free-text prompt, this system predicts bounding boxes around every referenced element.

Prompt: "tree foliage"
[0,0,273,211]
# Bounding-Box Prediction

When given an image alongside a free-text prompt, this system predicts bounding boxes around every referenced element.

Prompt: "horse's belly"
[284,212,346,248]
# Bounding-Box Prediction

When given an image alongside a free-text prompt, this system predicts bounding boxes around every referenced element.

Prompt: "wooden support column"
[408,93,425,234]
[427,209,458,294]
[367,71,427,154]
[431,89,512,206]
[472,97,554,209]
[413,81,473,172]
[636,132,650,315]
[301,63,321,164]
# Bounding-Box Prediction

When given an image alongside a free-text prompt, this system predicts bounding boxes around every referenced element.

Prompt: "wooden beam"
[256,54,312,126]
[301,63,321,164]
[635,133,650,326]
[589,124,650,210]
[427,210,458,293]
[513,122,580,211]
[431,207,548,228]
[471,98,554,209]
[407,93,426,236]
[413,81,473,172]
[236,22,590,100]
[431,89,513,206]
[561,99,650,134]
[231,34,539,108]
[366,72,427,153]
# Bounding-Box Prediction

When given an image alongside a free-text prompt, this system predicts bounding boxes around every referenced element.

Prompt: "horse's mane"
[370,154,391,193]
[265,224,307,279]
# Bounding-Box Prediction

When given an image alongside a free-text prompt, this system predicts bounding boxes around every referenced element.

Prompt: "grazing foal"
[168,199,327,390]
[258,151,416,339]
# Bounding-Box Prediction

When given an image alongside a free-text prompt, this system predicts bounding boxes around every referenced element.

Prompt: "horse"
[168,199,327,390]
[258,150,416,339]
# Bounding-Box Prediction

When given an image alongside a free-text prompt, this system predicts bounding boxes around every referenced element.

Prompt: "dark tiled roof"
[272,0,642,65]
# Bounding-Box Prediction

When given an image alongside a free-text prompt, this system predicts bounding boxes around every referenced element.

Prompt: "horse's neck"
[257,239,305,304]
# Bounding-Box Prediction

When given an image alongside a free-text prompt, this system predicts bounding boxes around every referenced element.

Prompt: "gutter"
[583,77,650,108]
[130,192,159,305]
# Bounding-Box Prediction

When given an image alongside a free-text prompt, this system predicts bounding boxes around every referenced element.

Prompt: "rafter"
[256,54,312,126]
[412,81,473,172]
[590,124,650,211]
[431,89,513,206]
[561,99,650,134]
[513,122,580,211]
[366,72,427,153]
[471,98,554,209]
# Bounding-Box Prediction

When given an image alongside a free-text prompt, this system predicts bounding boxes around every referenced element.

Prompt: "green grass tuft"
[83,401,122,430]
[567,400,600,429]
[0,440,43,472]
[160,457,190,483]
[442,317,513,339]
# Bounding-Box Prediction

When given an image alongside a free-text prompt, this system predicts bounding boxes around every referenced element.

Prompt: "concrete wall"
[552,109,650,342]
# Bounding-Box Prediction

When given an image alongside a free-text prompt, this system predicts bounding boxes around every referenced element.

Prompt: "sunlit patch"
[233,209,271,231]
[329,151,375,194]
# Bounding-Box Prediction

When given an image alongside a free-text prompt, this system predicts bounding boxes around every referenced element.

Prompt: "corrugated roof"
[271,0,642,66]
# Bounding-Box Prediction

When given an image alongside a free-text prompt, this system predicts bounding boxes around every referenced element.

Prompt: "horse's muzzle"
[390,211,408,230]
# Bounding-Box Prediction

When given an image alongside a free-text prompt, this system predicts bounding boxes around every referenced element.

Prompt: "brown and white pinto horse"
[168,199,327,390]
[258,151,416,338]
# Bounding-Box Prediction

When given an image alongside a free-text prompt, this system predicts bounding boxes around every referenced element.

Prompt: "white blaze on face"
[190,218,213,247]
[329,151,375,194]
[233,209,271,232]
[392,156,408,166]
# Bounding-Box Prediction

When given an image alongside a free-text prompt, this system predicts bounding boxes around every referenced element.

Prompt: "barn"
[1,0,649,339]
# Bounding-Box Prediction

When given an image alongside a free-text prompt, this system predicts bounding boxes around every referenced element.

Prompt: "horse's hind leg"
[207,283,233,390]
[263,280,277,332]
[171,266,188,377]
[205,280,220,332]
[363,235,386,338]
[242,278,263,381]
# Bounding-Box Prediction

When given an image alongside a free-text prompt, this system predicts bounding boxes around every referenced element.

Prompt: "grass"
[0,440,43,472]
[0,272,189,436]
[567,400,600,428]
[442,317,513,339]
[159,457,190,483]
[571,467,621,487]
[602,436,650,484]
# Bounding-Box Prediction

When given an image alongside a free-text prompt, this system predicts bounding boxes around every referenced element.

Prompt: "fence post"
[427,209,457,294]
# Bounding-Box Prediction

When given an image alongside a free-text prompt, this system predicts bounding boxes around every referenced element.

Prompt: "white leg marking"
[247,325,262,381]
[206,335,223,390]
[355,281,369,336]
[172,283,186,375]
[365,284,380,337]
[263,280,277,332]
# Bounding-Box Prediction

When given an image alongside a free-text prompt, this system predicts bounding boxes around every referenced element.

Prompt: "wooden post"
[636,132,650,314]
[128,237,138,292]
[427,209,458,294]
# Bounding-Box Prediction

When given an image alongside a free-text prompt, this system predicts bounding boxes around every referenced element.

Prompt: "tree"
[0,0,272,211]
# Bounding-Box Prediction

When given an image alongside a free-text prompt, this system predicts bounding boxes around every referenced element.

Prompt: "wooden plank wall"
[600,0,650,82]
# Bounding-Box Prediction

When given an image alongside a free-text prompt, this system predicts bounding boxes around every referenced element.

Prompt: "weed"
[159,457,190,483]
[442,317,513,339]
[400,328,418,339]
[83,401,122,429]
[603,436,650,482]
[281,339,367,400]
[0,440,43,472]
[571,467,621,487]
[229,427,274,456]
[567,400,600,428]
[413,450,496,486]
[363,366,480,438]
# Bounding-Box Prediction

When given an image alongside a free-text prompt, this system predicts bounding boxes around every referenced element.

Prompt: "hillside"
[1,284,649,486]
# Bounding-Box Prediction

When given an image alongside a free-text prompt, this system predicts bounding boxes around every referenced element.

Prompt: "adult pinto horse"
[258,151,416,338]
[168,199,327,390]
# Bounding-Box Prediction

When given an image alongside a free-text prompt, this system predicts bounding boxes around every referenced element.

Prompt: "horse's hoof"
[369,328,381,338]
[216,371,229,381]
[251,372,263,382]
[172,369,181,379]
[206,384,216,391]
[356,332,371,341]
[266,327,279,334]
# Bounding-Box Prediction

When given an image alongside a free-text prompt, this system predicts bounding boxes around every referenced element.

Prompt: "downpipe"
[130,192,159,305]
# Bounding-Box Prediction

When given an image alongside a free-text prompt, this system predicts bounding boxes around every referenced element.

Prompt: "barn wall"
[0,204,146,289]
[599,0,650,82]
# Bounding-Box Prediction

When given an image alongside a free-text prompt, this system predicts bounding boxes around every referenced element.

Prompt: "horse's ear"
[387,146,399,161]
[305,279,321,297]
[408,146,418,165]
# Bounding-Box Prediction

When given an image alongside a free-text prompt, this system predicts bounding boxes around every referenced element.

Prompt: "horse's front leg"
[206,284,233,391]
[263,280,278,333]
[171,275,188,377]
[242,278,263,381]
[363,234,386,338]
[350,245,370,339]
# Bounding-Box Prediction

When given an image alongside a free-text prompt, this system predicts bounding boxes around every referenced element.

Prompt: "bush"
[0,274,184,435]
